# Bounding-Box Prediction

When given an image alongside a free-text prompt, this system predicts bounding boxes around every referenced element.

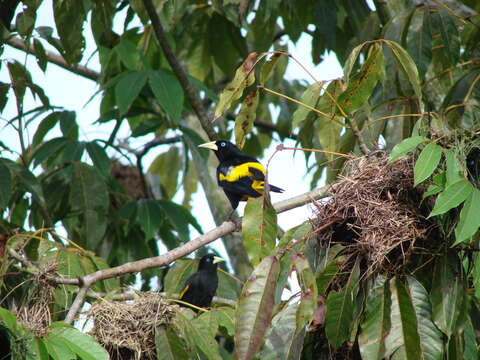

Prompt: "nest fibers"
[314,152,436,277]
[88,292,176,360]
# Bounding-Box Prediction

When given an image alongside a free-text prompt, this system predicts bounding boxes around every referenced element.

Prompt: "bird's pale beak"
[198,141,218,151]
[213,256,224,264]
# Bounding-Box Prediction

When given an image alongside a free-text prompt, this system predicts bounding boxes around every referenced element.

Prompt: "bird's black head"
[198,254,224,272]
[198,140,243,162]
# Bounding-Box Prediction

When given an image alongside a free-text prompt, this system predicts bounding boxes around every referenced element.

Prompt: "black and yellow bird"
[198,140,284,212]
[178,254,224,309]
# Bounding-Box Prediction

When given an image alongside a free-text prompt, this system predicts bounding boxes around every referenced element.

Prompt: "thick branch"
[60,186,328,323]
[141,0,216,141]
[7,37,100,81]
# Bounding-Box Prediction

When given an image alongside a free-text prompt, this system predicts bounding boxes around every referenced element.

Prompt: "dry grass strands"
[16,263,56,338]
[314,152,435,277]
[88,292,176,360]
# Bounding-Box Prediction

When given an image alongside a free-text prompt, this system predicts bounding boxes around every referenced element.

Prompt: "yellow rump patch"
[218,162,266,182]
[178,285,189,299]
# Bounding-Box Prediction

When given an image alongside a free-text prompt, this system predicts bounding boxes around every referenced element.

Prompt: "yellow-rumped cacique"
[178,254,224,309]
[198,140,284,212]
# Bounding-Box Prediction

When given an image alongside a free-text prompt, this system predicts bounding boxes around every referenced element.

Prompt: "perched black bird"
[178,254,224,309]
[198,140,284,212]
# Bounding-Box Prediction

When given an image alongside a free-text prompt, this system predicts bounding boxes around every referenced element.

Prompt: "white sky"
[0,1,344,276]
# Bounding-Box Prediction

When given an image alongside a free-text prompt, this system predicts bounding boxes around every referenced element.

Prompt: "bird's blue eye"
[220,142,226,147]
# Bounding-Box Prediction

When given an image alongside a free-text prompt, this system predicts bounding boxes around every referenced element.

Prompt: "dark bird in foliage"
[467,148,480,187]
[179,254,224,309]
[198,140,284,214]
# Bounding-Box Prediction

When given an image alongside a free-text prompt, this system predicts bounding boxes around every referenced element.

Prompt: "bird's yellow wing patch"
[178,285,189,299]
[218,162,265,182]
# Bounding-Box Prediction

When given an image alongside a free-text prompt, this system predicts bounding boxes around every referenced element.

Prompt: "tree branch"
[6,37,100,81]
[141,0,216,141]
[59,186,328,323]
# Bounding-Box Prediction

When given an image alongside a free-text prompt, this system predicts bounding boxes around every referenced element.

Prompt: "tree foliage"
[1,0,480,359]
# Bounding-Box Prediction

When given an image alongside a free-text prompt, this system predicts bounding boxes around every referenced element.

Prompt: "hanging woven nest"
[313,151,438,278]
[88,292,176,360]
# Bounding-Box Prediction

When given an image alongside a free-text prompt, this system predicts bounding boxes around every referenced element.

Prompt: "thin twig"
[141,0,216,141]
[7,37,100,81]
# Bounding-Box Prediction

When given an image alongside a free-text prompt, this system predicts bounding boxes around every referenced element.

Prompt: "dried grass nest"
[88,292,177,360]
[313,151,439,277]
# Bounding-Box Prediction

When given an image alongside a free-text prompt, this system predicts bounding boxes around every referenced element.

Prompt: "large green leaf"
[45,324,109,360]
[148,70,184,123]
[414,143,442,186]
[429,179,473,217]
[406,7,432,79]
[85,141,111,177]
[32,112,61,147]
[148,147,181,200]
[430,254,464,337]
[69,162,108,249]
[358,276,391,360]
[444,149,463,186]
[115,71,148,115]
[175,311,222,360]
[260,302,303,360]
[0,160,12,208]
[155,326,189,360]
[53,0,87,63]
[136,199,165,240]
[384,40,424,112]
[215,53,256,119]
[242,196,277,266]
[454,189,480,245]
[431,8,460,66]
[325,258,360,349]
[291,82,322,129]
[234,90,260,149]
[32,138,69,168]
[389,136,429,161]
[293,254,317,330]
[337,42,384,114]
[157,200,203,242]
[385,277,443,360]
[235,255,280,360]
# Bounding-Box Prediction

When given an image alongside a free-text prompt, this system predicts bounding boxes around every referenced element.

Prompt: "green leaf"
[46,325,109,360]
[155,326,189,360]
[235,255,280,360]
[7,60,30,107]
[0,307,19,333]
[148,70,184,123]
[32,112,61,146]
[136,200,165,240]
[359,276,390,360]
[337,43,384,114]
[7,163,47,207]
[406,8,432,79]
[69,162,108,249]
[430,255,464,337]
[157,200,203,242]
[384,277,444,360]
[211,307,235,337]
[234,90,260,149]
[174,311,222,360]
[384,40,424,112]
[43,331,76,360]
[431,8,460,66]
[0,160,12,208]
[260,302,303,360]
[214,53,256,119]
[291,82,322,129]
[148,147,181,200]
[316,79,344,161]
[115,71,148,115]
[53,0,87,63]
[444,149,463,186]
[85,141,111,177]
[414,143,442,186]
[325,258,359,349]
[33,39,48,72]
[259,53,282,85]
[293,254,318,330]
[454,189,480,245]
[342,43,365,81]
[32,138,69,168]
[242,196,277,266]
[429,179,473,217]
[115,39,140,71]
[389,136,429,161]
